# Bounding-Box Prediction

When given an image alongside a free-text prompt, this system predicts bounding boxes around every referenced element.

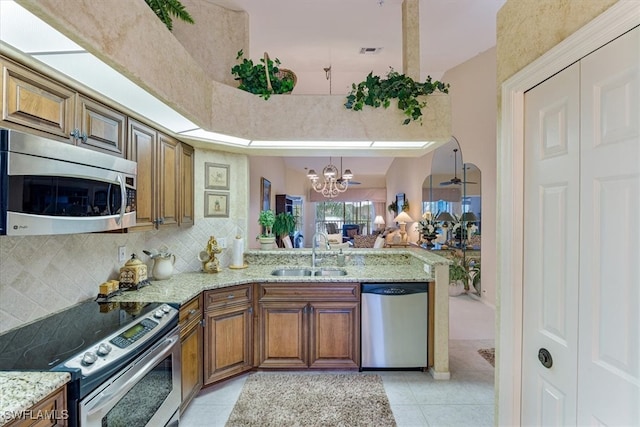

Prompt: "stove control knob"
[162,305,171,313]
[96,343,112,356]
[81,352,98,366]
[154,310,164,319]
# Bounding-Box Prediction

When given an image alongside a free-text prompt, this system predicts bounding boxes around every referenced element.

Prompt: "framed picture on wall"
[205,163,230,190]
[396,193,406,212]
[261,177,271,211]
[204,191,229,217]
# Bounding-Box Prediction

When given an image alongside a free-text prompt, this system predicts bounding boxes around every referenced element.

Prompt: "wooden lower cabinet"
[258,283,360,369]
[203,285,254,384]
[179,295,203,411]
[6,385,67,427]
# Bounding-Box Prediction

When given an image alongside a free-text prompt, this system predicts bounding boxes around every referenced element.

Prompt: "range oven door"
[79,327,181,427]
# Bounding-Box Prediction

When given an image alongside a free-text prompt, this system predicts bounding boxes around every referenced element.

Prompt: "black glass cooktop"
[0,300,163,371]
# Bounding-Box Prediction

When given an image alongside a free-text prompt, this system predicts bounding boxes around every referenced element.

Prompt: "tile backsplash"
[0,219,240,334]
[0,142,250,334]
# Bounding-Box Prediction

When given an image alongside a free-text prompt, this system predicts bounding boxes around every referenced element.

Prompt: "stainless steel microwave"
[0,129,137,236]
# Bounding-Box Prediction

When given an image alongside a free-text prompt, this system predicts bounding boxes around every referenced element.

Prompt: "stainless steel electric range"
[0,300,181,427]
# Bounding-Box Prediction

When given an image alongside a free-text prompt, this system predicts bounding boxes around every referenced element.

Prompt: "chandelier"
[307,158,353,199]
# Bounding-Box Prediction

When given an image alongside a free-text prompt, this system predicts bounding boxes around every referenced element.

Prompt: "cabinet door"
[204,304,253,384]
[258,301,308,368]
[77,95,126,157]
[157,132,179,227]
[180,320,203,411]
[308,301,360,369]
[179,143,194,226]
[1,58,75,141]
[127,120,156,230]
[7,385,67,427]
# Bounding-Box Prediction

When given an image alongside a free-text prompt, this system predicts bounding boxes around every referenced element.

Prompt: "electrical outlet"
[423,263,431,275]
[218,238,227,249]
[118,246,127,263]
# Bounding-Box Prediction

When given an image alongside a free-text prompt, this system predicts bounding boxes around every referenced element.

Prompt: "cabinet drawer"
[259,283,359,302]
[179,295,203,327]
[205,284,252,311]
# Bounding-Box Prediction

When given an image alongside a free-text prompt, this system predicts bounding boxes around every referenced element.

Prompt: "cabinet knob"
[70,129,88,143]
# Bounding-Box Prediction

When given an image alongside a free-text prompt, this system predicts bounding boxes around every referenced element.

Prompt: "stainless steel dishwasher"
[361,282,429,369]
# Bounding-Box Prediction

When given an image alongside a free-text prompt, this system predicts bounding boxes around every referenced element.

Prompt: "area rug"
[478,348,495,367]
[225,373,396,427]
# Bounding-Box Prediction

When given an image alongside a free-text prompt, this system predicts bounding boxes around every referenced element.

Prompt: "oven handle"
[85,331,178,415]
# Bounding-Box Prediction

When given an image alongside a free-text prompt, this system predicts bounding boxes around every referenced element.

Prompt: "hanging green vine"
[344,68,450,125]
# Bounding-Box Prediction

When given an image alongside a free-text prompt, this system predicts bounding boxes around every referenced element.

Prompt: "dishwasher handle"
[362,283,429,295]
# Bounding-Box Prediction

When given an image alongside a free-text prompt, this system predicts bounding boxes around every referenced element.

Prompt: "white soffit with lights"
[0,1,439,152]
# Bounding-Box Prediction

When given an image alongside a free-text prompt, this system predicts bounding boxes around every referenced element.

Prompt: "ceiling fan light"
[342,169,353,180]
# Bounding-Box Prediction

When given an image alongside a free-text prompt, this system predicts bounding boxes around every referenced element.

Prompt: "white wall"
[442,47,497,306]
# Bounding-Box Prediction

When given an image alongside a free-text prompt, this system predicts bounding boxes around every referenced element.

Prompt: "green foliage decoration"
[144,0,194,31]
[258,210,276,237]
[273,213,297,247]
[345,68,450,125]
[231,50,295,100]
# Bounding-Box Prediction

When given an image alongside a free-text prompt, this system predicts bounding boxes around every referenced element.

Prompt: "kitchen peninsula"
[111,248,451,376]
[0,248,450,425]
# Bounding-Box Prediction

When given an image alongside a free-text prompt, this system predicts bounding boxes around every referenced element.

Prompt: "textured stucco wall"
[497,0,618,85]
[172,0,249,87]
[16,0,450,143]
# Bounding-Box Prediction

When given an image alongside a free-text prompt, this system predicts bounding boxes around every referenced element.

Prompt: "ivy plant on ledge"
[344,68,450,125]
[231,50,296,100]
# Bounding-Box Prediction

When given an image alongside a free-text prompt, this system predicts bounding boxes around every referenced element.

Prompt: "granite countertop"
[0,371,70,426]
[0,248,450,421]
[110,247,450,305]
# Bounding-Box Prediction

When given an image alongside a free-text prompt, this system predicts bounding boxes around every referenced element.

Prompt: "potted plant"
[272,212,296,248]
[448,261,469,296]
[257,210,276,249]
[231,50,296,100]
[344,68,450,125]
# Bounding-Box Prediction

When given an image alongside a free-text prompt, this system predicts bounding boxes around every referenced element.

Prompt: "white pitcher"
[152,253,175,280]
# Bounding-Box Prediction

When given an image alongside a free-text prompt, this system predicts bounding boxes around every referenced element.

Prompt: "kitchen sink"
[270,268,348,277]
[314,268,348,276]
[270,268,313,276]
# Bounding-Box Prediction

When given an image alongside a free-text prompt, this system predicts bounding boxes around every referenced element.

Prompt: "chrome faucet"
[311,231,330,268]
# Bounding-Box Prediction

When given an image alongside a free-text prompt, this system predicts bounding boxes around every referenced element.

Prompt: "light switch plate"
[423,263,431,275]
[118,246,127,263]
[218,238,227,249]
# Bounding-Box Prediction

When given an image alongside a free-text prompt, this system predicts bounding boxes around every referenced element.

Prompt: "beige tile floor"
[181,294,496,426]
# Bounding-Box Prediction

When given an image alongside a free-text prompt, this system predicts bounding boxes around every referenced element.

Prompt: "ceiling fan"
[440,148,476,186]
[336,157,361,185]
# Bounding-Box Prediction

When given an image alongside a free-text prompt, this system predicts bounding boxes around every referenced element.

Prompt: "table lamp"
[393,211,414,243]
[373,215,386,231]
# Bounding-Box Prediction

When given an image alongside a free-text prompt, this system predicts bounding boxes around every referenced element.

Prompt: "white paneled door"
[523,27,639,426]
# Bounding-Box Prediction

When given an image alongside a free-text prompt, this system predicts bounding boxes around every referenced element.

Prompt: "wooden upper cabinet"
[76,95,126,157]
[1,57,75,141]
[180,143,194,226]
[127,120,191,231]
[158,132,179,228]
[127,120,156,230]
